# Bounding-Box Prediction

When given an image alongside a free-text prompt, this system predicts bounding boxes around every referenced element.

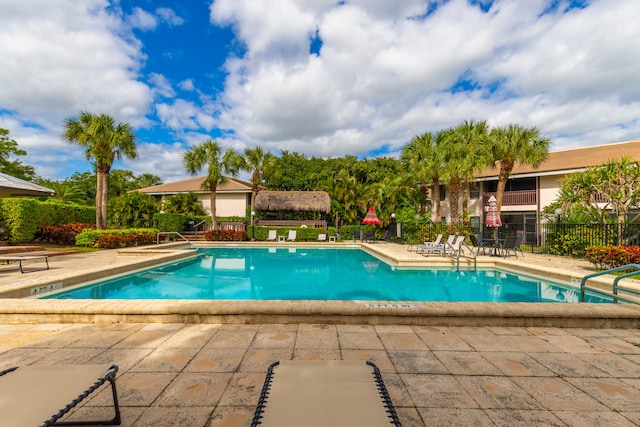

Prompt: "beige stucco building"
[437,140,640,241]
[138,176,252,217]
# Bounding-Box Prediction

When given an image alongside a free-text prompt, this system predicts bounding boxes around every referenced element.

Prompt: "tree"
[36,179,88,204]
[401,131,443,222]
[557,157,640,224]
[452,120,489,223]
[183,139,242,229]
[0,128,37,181]
[488,124,550,215]
[108,191,157,227]
[62,112,137,229]
[163,192,205,215]
[133,173,162,189]
[242,146,276,212]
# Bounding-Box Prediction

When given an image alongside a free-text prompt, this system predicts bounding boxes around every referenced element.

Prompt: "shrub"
[585,245,640,269]
[34,223,95,245]
[204,229,246,241]
[76,228,159,248]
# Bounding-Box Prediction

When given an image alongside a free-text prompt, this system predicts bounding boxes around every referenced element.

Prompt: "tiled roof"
[138,176,253,194]
[0,172,55,196]
[476,140,640,179]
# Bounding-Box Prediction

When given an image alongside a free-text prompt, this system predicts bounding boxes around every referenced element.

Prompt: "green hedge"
[75,228,160,247]
[0,198,95,243]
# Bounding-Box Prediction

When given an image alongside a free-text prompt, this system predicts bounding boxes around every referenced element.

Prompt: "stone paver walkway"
[2,322,640,426]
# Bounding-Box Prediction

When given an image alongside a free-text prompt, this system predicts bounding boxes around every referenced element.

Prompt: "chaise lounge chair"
[418,234,453,256]
[317,233,327,241]
[266,230,277,242]
[286,230,297,242]
[0,364,121,427]
[0,255,49,273]
[414,234,443,254]
[251,360,401,427]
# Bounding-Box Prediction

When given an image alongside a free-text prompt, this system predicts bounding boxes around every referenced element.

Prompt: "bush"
[585,245,640,269]
[0,198,95,243]
[204,230,246,241]
[34,223,96,245]
[76,228,159,248]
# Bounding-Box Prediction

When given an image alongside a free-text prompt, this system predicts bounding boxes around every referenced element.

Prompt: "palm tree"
[242,146,276,212]
[183,139,242,230]
[62,112,137,229]
[452,120,489,223]
[488,124,551,214]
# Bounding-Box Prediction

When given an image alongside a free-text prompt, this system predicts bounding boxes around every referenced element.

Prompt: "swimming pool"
[44,247,610,303]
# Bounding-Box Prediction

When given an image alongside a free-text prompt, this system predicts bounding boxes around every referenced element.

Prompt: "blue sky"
[1,0,639,183]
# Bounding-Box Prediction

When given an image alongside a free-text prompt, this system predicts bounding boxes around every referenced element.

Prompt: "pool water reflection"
[45,247,611,303]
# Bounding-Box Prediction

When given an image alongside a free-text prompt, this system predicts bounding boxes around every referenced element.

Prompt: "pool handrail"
[580,264,640,304]
[156,232,192,246]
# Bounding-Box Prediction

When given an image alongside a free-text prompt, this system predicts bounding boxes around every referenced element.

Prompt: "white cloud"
[128,7,157,30]
[149,73,176,99]
[210,0,640,159]
[156,7,185,26]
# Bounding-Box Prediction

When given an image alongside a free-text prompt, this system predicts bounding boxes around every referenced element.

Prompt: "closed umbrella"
[361,207,381,225]
[485,195,502,242]
[484,196,502,228]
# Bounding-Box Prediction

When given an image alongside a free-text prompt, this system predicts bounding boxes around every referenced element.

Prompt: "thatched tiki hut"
[254,191,331,228]
[255,191,330,216]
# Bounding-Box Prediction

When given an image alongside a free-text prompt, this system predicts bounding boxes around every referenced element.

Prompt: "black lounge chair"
[0,364,121,426]
[251,360,402,427]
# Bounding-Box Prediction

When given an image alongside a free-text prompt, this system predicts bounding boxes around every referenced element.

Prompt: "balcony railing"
[483,190,536,206]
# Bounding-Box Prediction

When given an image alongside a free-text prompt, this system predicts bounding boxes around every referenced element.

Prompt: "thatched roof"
[254,191,331,213]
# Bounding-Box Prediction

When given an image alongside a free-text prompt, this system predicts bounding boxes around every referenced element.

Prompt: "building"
[437,140,640,240]
[137,176,253,217]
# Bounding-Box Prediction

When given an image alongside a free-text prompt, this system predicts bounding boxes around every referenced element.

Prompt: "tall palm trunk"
[209,182,218,230]
[96,165,110,229]
[432,177,441,224]
[449,178,462,224]
[496,158,514,214]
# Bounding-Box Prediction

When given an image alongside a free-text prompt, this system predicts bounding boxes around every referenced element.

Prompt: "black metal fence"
[402,222,640,258]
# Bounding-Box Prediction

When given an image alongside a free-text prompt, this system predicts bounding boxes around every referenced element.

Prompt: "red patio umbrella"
[484,195,502,228]
[361,207,381,225]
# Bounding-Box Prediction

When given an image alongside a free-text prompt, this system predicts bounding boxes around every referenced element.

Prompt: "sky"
[1,0,639,184]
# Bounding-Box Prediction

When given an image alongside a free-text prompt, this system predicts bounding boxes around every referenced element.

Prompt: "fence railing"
[255,220,327,231]
[403,222,640,258]
[482,190,537,206]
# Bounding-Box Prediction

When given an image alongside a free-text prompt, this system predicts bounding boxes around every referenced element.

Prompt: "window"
[439,186,446,201]
[469,182,480,199]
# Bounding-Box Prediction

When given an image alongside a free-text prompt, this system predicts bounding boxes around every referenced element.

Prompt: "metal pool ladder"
[580,264,640,303]
[156,232,193,246]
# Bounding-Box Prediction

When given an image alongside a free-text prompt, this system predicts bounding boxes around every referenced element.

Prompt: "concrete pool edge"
[1,299,640,328]
[2,242,640,327]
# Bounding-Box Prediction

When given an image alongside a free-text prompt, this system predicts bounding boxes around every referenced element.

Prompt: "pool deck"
[2,243,640,426]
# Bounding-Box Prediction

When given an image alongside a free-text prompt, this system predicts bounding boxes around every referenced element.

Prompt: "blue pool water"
[44,247,610,303]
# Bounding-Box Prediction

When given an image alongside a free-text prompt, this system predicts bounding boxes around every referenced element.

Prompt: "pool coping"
[1,242,640,327]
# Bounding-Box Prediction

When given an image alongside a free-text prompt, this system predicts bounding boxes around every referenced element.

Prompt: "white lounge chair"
[444,235,466,256]
[286,230,297,242]
[414,234,443,254]
[266,230,277,242]
[317,233,327,241]
[419,234,454,256]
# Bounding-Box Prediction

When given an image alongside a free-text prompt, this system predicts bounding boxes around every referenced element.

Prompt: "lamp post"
[251,211,256,241]
[391,213,396,222]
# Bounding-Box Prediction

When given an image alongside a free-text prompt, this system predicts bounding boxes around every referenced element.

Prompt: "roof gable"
[476,140,640,179]
[138,176,253,195]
